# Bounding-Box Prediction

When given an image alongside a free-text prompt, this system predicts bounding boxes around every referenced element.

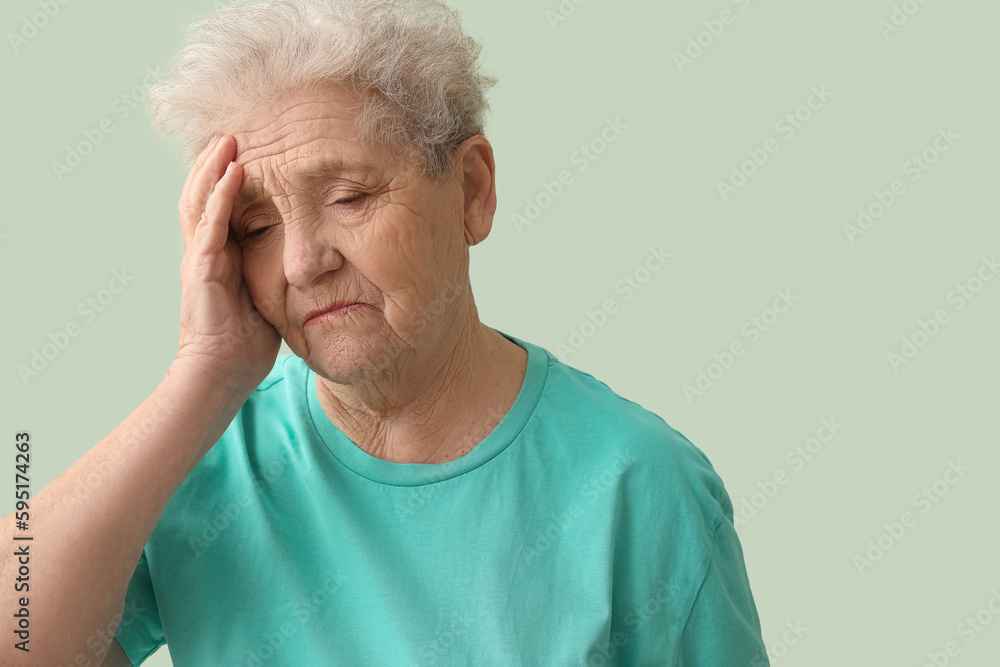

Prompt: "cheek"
[241,251,286,323]
[370,212,440,279]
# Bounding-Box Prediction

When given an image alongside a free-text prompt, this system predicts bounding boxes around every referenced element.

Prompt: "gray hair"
[148,0,498,180]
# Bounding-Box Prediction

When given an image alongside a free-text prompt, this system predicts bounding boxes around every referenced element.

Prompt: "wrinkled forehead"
[233,94,360,156]
[233,151,384,211]
[227,98,385,209]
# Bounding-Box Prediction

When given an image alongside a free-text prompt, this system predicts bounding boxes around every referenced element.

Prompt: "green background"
[2,0,998,664]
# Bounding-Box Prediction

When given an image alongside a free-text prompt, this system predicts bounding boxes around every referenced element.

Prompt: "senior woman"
[0,0,768,665]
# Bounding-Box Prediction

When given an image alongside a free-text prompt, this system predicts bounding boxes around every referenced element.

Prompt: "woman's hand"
[173,134,281,393]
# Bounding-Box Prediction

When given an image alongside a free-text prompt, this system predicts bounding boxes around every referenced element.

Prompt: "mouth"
[303,301,364,326]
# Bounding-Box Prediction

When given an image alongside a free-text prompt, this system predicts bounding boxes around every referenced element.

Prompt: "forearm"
[0,361,250,665]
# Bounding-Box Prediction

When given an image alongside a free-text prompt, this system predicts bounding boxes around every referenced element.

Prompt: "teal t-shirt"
[114,330,768,666]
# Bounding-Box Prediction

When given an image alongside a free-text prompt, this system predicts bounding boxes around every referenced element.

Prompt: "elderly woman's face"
[226,86,479,380]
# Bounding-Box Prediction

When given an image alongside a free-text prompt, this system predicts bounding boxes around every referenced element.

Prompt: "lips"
[303,301,361,325]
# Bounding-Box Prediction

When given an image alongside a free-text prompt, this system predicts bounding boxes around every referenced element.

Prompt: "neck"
[315,317,527,464]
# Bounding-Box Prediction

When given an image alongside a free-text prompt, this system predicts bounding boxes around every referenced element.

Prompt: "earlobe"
[459,136,497,246]
[464,199,484,245]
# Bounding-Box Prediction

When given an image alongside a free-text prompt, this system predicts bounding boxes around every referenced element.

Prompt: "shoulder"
[535,347,733,532]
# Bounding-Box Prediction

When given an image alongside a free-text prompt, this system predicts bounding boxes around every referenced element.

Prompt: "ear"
[454,135,497,246]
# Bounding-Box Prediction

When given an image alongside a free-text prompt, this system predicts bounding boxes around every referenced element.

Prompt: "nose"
[281,216,344,287]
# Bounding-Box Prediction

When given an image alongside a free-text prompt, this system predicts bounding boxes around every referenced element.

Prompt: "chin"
[304,332,401,383]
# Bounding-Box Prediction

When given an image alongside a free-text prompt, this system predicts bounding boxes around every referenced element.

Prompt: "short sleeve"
[113,548,166,665]
[676,517,769,666]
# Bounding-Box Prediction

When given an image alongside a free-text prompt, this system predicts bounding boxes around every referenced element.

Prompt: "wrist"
[164,357,257,435]
[168,353,259,397]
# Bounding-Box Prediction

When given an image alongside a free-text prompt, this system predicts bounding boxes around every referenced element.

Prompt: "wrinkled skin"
[220,85,526,463]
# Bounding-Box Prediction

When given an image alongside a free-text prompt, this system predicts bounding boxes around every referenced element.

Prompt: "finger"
[180,136,237,248]
[177,134,222,240]
[192,159,244,259]
[182,134,221,193]
[180,135,232,246]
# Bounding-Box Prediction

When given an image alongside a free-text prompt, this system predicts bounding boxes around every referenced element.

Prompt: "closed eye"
[239,193,368,240]
[328,193,366,207]
[236,220,276,240]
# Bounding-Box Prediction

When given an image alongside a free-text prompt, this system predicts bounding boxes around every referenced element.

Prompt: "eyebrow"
[232,158,381,210]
